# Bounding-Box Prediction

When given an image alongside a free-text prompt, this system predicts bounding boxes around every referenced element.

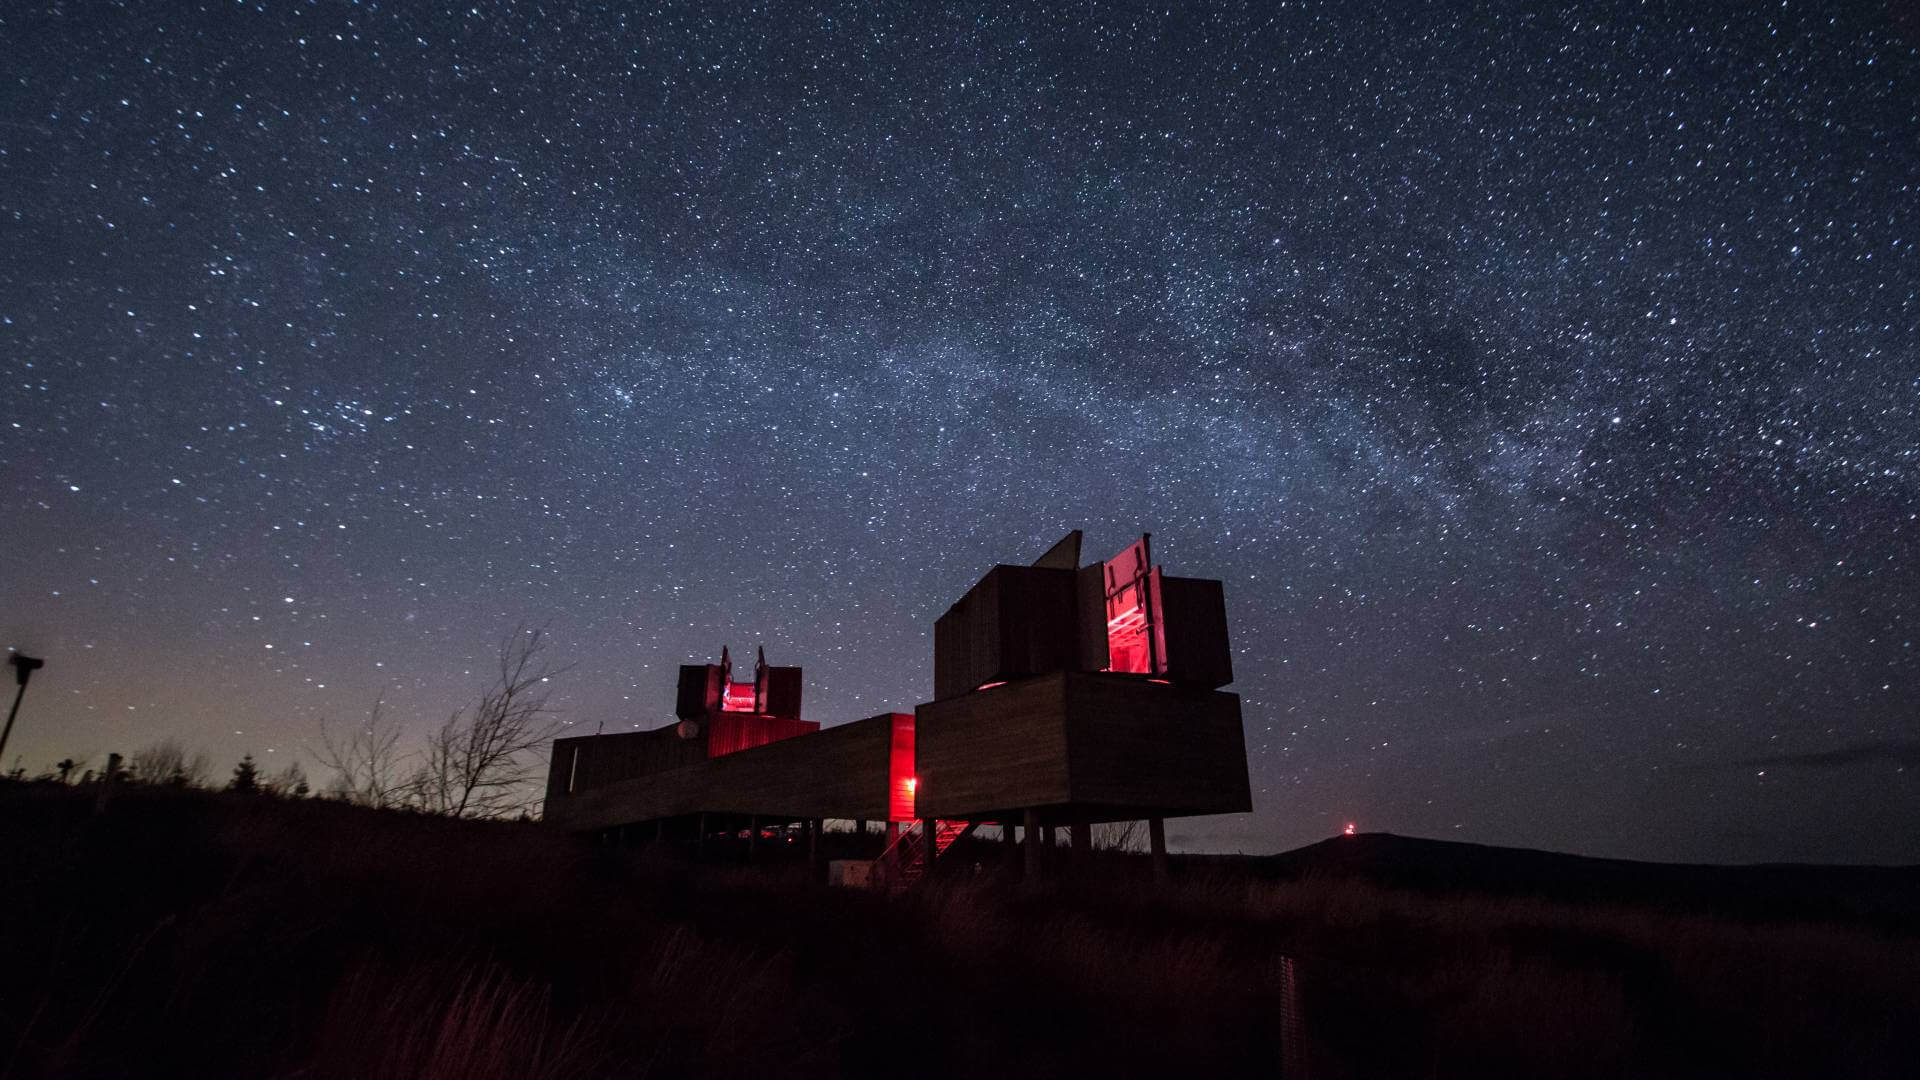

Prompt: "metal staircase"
[879,819,975,889]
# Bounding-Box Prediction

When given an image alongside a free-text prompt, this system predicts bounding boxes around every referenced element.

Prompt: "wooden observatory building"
[543,531,1251,879]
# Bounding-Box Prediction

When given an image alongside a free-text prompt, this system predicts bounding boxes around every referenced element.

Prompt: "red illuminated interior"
[720,680,757,712]
[1103,536,1165,676]
[1106,600,1154,674]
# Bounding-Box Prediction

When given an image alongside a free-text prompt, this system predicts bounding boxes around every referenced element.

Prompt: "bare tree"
[261,760,310,797]
[316,696,408,809]
[416,626,573,818]
[1094,821,1146,853]
[130,739,212,787]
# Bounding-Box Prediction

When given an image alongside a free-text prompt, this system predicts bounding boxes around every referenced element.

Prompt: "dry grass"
[1,780,1914,1079]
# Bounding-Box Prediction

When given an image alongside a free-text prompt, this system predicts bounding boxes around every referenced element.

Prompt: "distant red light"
[1343,822,1356,836]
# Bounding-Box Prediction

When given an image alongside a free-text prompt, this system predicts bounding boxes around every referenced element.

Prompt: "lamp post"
[0,653,46,769]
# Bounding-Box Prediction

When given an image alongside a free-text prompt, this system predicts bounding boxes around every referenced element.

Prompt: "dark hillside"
[2,781,1915,1079]
[1237,832,1920,927]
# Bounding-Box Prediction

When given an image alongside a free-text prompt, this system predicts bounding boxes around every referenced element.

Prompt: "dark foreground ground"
[2,782,1916,1079]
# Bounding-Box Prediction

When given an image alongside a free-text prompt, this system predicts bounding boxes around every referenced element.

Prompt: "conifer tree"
[229,753,260,794]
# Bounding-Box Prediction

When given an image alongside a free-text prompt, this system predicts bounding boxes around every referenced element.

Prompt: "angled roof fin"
[1031,529,1083,570]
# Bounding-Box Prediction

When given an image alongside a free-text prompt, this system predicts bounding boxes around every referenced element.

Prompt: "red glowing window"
[1103,536,1166,676]
[720,680,757,712]
[887,713,916,823]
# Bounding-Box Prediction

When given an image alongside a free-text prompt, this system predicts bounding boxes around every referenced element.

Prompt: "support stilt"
[1149,816,1168,882]
[1023,809,1042,881]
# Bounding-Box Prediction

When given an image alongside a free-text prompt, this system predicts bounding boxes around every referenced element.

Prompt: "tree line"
[7,742,306,796]
[7,625,570,820]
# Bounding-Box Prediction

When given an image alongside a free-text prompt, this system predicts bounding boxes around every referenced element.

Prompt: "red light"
[720,680,756,712]
[1342,822,1356,836]
[887,713,915,822]
[905,777,918,794]
[1100,537,1166,675]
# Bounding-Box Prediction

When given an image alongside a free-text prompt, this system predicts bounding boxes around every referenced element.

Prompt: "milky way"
[3,2,1917,862]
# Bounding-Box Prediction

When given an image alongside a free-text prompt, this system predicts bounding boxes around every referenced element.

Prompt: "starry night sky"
[3,1,1917,863]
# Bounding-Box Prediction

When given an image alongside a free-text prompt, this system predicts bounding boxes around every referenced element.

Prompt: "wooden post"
[921,817,938,872]
[1044,825,1057,849]
[1149,817,1168,882]
[94,752,123,816]
[1023,809,1042,881]
[696,812,708,859]
[1070,818,1091,862]
[1004,820,1020,860]
[854,818,867,838]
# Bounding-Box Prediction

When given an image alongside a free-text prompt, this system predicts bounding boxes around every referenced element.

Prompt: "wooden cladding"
[915,676,1073,818]
[1157,575,1233,688]
[546,727,706,807]
[546,674,1250,832]
[762,665,803,719]
[675,665,724,720]
[707,713,819,757]
[933,565,1233,700]
[1061,672,1250,815]
[933,565,1080,700]
[914,672,1249,823]
[544,713,909,830]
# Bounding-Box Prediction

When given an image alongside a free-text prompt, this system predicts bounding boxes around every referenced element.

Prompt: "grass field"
[2,780,1914,1078]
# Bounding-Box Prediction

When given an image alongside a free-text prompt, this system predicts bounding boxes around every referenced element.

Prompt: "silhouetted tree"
[412,626,573,819]
[316,696,408,809]
[262,760,309,797]
[131,739,212,788]
[229,754,260,794]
